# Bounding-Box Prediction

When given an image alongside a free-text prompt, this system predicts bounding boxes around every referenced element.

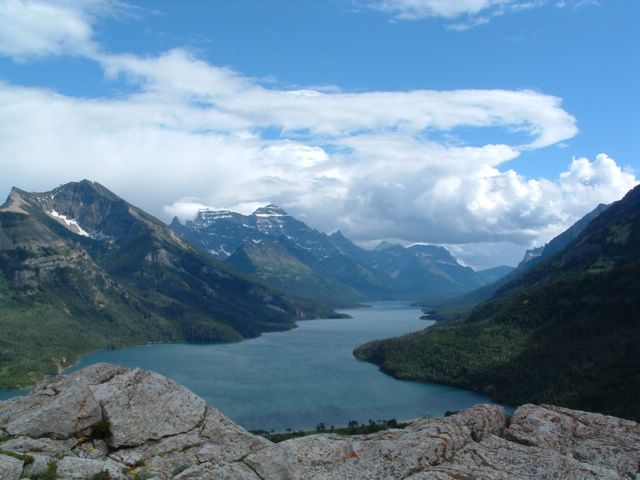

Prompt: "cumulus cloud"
[337,152,636,246]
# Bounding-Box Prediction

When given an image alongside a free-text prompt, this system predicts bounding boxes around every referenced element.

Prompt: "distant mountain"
[226,238,369,304]
[0,181,331,389]
[355,188,640,421]
[477,265,514,284]
[366,242,485,298]
[172,204,337,261]
[173,206,486,302]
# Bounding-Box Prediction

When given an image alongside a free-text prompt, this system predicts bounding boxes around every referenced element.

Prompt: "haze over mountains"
[172,204,505,303]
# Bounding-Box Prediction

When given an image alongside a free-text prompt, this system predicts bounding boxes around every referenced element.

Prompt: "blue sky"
[0,0,638,267]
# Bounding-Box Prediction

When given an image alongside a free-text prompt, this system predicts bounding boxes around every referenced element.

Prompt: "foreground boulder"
[0,364,638,479]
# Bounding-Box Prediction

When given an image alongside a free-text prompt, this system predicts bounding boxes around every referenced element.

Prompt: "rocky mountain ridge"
[1,364,638,480]
[172,205,491,302]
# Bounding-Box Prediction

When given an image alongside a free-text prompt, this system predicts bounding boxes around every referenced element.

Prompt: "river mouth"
[2,301,494,431]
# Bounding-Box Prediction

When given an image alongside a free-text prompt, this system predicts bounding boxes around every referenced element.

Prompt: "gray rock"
[0,363,207,449]
[196,406,271,462]
[1,364,638,480]
[407,434,619,480]
[56,456,127,480]
[174,462,261,480]
[245,404,505,480]
[0,364,125,438]
[0,453,23,480]
[91,367,206,448]
[109,430,204,466]
[0,435,74,455]
[21,454,56,478]
[506,403,640,479]
[73,438,111,459]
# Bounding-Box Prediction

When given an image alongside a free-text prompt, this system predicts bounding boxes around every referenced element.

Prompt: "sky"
[0,0,638,268]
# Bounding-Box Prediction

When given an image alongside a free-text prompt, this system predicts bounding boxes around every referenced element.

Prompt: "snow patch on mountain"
[49,209,91,237]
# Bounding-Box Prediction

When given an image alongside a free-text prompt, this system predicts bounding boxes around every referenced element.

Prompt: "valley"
[1,178,638,426]
[356,186,640,421]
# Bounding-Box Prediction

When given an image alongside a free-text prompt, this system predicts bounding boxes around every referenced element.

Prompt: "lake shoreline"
[2,302,495,432]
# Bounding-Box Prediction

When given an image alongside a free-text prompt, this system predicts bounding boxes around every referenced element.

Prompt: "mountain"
[368,243,485,298]
[0,181,331,389]
[174,205,392,302]
[172,204,338,261]
[355,186,640,421]
[477,265,514,284]
[226,237,368,304]
[173,207,485,302]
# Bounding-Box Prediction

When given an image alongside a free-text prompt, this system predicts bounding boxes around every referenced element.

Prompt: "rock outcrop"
[0,363,638,480]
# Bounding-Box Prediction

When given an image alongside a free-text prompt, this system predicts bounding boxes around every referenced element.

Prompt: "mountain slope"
[355,186,640,421]
[0,181,330,389]
[371,243,485,298]
[423,203,610,318]
[226,238,367,304]
[477,265,514,284]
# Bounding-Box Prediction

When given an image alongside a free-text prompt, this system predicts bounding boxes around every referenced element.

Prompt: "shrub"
[90,419,111,440]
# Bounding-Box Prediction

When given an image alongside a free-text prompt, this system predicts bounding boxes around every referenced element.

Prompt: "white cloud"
[98,49,577,150]
[0,2,634,269]
[335,151,636,247]
[0,0,119,59]
[0,72,633,254]
[361,0,597,28]
[362,0,513,19]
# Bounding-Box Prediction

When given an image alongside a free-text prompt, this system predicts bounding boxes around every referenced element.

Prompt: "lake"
[1,302,492,431]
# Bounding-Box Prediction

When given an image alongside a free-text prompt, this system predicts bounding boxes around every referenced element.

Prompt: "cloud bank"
[0,0,635,267]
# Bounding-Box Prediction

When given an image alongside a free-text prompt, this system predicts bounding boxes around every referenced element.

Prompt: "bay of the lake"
[1,302,493,431]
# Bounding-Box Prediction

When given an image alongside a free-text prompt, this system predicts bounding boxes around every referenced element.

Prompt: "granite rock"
[0,364,638,480]
[0,453,23,480]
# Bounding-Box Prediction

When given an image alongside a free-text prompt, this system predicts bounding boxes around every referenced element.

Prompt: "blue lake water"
[1,302,493,431]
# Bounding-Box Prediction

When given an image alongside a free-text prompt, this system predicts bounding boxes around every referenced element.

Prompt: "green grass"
[0,450,34,464]
[29,461,57,480]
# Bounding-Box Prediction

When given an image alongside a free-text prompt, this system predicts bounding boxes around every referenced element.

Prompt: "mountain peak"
[191,209,242,228]
[0,187,31,213]
[52,180,121,201]
[374,241,402,252]
[253,204,289,217]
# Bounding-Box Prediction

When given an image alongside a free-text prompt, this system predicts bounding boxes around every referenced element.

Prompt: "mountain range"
[0,181,334,389]
[172,205,496,303]
[355,185,640,421]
